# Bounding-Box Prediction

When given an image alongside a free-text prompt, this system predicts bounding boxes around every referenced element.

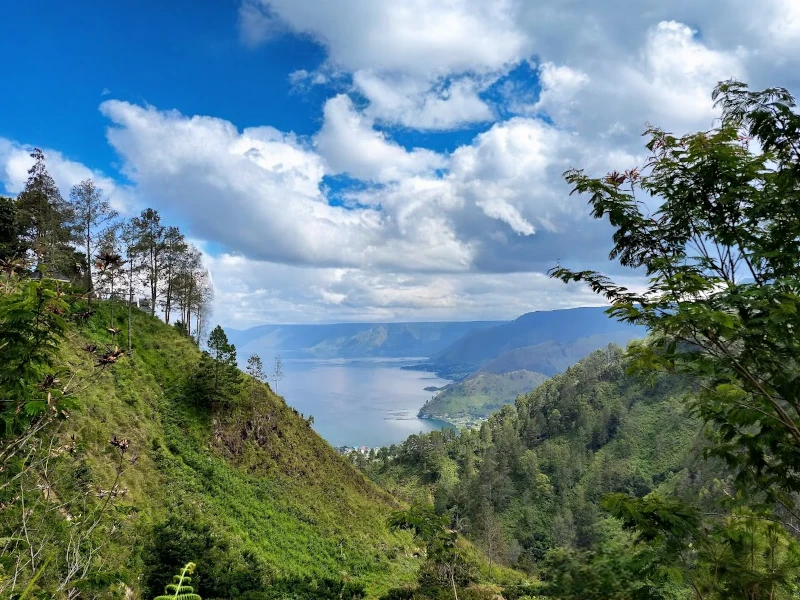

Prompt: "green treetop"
[551,80,800,512]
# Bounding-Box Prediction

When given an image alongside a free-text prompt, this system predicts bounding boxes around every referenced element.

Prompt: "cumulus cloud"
[241,0,531,129]
[315,94,445,182]
[240,0,798,131]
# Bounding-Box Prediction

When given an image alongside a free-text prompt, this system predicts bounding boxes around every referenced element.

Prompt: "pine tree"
[15,148,75,273]
[192,325,241,406]
[246,353,265,400]
[0,196,22,261]
[153,562,202,600]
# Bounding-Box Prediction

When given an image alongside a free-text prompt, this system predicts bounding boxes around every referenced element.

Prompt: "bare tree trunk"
[127,265,133,354]
[85,216,92,302]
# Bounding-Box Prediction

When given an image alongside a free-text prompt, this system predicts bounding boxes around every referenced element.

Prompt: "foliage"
[549,80,800,514]
[68,178,119,295]
[0,196,23,261]
[153,562,202,600]
[0,276,71,434]
[390,505,475,600]
[15,148,76,273]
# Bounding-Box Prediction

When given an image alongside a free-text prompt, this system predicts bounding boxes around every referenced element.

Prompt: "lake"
[276,358,454,447]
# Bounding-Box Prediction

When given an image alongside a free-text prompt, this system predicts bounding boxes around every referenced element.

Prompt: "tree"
[550,80,800,514]
[15,149,75,272]
[95,230,124,329]
[271,354,284,394]
[0,196,22,261]
[475,503,504,580]
[390,505,469,600]
[203,325,241,406]
[173,245,211,342]
[159,226,187,324]
[131,208,166,316]
[246,353,265,401]
[120,221,143,353]
[68,179,118,297]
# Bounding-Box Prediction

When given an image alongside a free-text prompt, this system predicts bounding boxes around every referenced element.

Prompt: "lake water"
[277,358,453,448]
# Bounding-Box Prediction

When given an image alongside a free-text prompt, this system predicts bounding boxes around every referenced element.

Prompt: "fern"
[153,562,202,600]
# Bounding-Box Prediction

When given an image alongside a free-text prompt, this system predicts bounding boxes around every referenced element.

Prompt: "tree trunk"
[86,220,92,302]
[164,274,172,324]
[449,565,458,600]
[127,263,133,354]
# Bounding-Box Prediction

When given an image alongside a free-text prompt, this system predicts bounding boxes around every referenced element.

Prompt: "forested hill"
[356,347,703,577]
[0,280,428,599]
[226,321,503,360]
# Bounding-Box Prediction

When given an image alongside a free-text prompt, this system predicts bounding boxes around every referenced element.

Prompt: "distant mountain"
[477,331,643,377]
[426,307,646,377]
[225,321,504,361]
[414,308,647,423]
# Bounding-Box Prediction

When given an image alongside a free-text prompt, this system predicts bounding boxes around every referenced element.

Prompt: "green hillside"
[0,287,422,599]
[418,370,548,426]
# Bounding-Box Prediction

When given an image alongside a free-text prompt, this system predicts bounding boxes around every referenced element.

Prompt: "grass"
[32,301,422,597]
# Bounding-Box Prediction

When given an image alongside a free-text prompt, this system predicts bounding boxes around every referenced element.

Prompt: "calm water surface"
[277,358,453,447]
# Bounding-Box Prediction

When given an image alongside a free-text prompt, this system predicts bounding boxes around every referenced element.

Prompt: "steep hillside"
[0,299,422,599]
[226,321,503,361]
[422,307,645,378]
[418,371,548,426]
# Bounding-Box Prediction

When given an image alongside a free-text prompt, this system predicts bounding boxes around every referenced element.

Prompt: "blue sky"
[1,1,798,326]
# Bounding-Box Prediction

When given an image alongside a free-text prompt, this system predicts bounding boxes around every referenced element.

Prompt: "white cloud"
[352,71,495,130]
[98,100,482,273]
[242,0,530,130]
[240,0,799,131]
[315,94,445,182]
[246,0,530,76]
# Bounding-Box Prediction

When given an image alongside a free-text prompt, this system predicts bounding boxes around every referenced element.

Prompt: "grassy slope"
[418,371,547,423]
[57,303,420,597]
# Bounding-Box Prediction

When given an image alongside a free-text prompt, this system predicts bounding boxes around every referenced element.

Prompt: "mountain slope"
[427,307,645,377]
[226,321,504,361]
[0,301,421,599]
[476,332,642,377]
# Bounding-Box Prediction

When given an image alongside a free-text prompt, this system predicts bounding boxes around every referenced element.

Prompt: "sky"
[1,1,799,328]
